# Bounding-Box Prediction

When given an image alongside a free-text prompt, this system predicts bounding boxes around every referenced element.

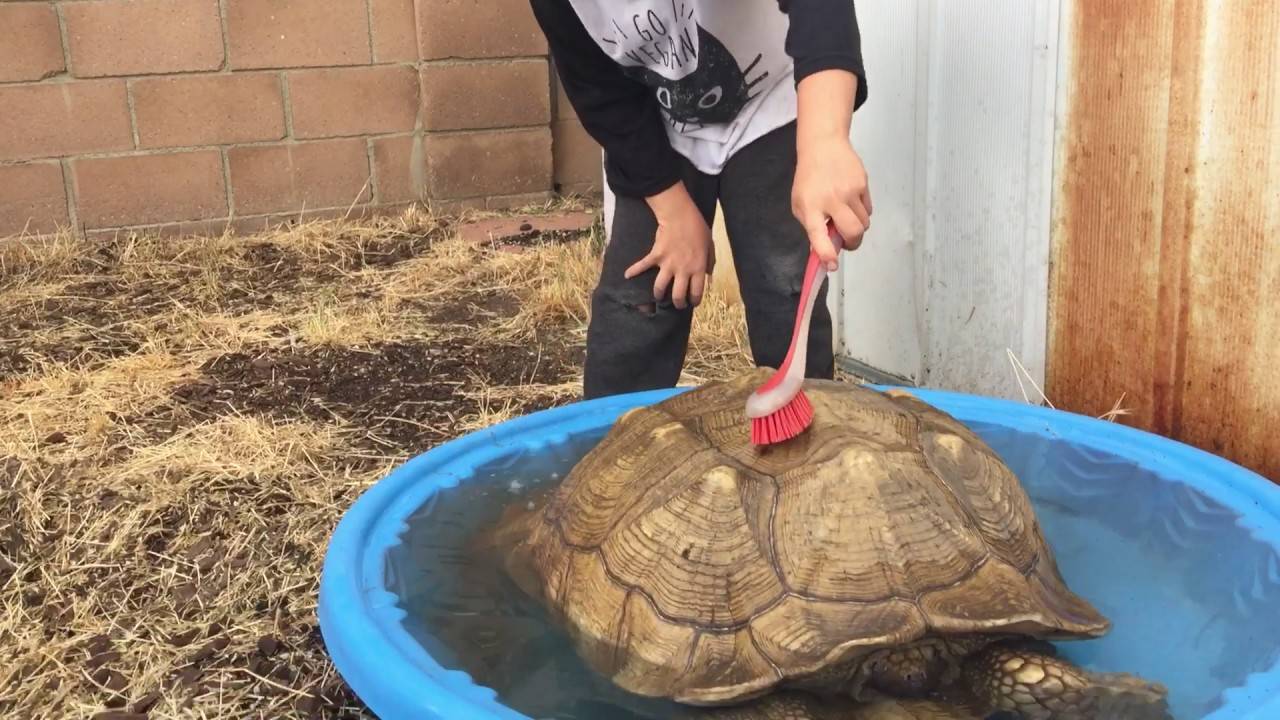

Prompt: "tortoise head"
[866,644,951,698]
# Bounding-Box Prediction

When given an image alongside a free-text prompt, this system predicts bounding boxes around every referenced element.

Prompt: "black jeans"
[583,121,836,400]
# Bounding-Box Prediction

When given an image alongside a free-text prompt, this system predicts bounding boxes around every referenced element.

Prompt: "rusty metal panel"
[1049,0,1280,480]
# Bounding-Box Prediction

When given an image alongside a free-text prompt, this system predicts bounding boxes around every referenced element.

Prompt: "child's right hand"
[627,181,715,310]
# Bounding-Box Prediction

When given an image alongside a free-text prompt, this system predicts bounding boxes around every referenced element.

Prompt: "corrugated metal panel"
[1048,0,1280,480]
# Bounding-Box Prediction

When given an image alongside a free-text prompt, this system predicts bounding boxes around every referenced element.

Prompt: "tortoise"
[485,369,1171,720]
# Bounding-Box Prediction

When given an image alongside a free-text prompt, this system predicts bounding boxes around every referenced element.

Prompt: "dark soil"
[497,227,592,248]
[312,224,448,270]
[428,290,523,327]
[170,335,580,451]
[0,288,146,377]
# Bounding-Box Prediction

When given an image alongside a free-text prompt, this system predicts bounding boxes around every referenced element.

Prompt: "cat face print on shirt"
[566,0,798,173]
[620,23,767,128]
[592,1,770,132]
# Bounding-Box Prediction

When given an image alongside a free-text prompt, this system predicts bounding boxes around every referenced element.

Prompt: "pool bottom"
[382,414,1280,720]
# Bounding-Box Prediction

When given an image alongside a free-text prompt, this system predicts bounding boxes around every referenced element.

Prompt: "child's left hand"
[791,135,872,272]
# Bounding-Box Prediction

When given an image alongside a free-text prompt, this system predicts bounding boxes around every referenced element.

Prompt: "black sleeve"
[529,0,684,198]
[777,0,869,111]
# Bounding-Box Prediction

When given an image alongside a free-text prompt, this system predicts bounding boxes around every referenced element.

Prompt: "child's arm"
[530,0,713,310]
[779,0,872,268]
[528,0,684,199]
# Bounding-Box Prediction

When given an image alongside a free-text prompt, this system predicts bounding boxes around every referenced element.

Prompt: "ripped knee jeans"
[582,122,835,400]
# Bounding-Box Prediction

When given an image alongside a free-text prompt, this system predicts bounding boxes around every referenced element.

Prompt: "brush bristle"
[750,391,814,446]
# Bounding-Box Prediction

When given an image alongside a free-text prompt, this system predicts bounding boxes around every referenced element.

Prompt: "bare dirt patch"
[172,336,581,451]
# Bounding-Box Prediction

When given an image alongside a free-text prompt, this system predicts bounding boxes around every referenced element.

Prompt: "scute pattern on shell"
[517,369,1108,705]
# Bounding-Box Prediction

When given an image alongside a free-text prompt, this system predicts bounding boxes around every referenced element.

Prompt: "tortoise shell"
[513,369,1108,706]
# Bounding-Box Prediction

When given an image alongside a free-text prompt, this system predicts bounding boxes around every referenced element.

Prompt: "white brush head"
[744,375,804,419]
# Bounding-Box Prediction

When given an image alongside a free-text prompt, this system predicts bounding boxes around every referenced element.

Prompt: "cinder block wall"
[0,0,602,238]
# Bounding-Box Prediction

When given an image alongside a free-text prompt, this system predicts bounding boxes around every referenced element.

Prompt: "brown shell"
[516,369,1108,706]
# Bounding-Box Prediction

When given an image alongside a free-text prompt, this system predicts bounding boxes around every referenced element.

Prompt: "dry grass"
[138,308,293,358]
[0,212,456,720]
[484,236,601,339]
[683,272,753,385]
[0,415,373,719]
[1005,348,1133,420]
[2,351,196,459]
[0,195,759,719]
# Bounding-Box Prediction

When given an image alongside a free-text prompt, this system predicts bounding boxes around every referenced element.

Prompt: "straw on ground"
[0,198,753,719]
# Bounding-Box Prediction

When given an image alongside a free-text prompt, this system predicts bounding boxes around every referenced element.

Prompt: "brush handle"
[745,222,843,418]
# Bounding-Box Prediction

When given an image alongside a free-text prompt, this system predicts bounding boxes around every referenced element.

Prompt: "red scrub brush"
[745,221,843,446]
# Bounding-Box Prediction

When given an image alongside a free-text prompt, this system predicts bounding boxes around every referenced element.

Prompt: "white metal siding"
[838,0,1061,398]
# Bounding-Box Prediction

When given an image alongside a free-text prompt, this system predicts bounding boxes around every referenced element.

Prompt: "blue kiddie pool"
[318,386,1280,720]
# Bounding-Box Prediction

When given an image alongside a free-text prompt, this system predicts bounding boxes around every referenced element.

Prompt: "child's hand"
[627,181,715,310]
[792,68,873,271]
[792,136,872,271]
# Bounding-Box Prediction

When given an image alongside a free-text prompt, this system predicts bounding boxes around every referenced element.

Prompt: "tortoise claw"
[1083,671,1173,720]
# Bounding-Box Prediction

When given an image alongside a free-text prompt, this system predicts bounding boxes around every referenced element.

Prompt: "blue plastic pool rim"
[319,385,1280,720]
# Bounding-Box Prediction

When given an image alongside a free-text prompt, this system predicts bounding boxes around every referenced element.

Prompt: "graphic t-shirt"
[564,0,798,175]
[530,0,867,197]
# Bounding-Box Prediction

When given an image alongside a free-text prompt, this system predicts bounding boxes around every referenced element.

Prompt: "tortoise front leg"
[960,643,1172,720]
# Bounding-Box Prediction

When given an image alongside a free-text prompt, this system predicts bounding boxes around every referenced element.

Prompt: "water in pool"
[385,421,1280,720]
